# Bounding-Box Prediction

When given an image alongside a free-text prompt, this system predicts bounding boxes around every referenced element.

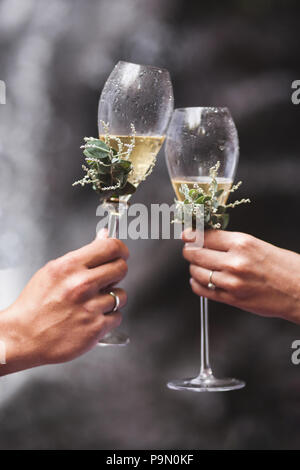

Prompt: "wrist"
[0,305,42,376]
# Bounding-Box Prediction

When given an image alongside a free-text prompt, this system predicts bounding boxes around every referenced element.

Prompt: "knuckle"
[233,233,254,251]
[66,274,91,302]
[61,252,78,270]
[227,256,248,274]
[45,259,60,277]
[46,253,77,278]
[80,309,93,324]
[226,277,243,293]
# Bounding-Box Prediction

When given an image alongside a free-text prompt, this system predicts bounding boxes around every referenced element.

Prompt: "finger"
[183,246,229,270]
[75,238,129,268]
[181,229,198,243]
[202,230,234,251]
[189,264,230,291]
[87,258,128,290]
[189,278,233,304]
[97,312,122,340]
[85,288,127,314]
[102,288,127,314]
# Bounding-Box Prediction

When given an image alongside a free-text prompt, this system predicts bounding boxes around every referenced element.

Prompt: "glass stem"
[108,209,118,238]
[198,296,213,378]
[105,201,126,239]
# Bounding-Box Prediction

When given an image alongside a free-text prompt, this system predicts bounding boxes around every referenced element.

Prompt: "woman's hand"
[183,230,300,324]
[0,237,129,375]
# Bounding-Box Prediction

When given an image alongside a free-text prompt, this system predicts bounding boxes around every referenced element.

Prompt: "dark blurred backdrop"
[0,0,300,450]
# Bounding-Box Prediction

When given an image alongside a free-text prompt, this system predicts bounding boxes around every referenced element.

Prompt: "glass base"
[167,375,245,392]
[98,331,130,347]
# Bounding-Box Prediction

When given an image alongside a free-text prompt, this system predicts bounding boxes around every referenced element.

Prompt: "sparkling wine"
[100,135,165,188]
[171,176,232,205]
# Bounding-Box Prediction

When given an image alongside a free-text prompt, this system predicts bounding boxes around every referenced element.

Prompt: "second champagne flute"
[165,107,245,391]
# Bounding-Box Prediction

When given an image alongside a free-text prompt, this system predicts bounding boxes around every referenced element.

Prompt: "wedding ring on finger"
[208,270,216,290]
[107,291,120,313]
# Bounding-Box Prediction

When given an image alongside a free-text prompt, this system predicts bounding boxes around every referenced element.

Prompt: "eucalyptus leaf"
[73,133,135,200]
[221,213,230,229]
[189,189,198,199]
[216,205,226,214]
[85,138,110,152]
[215,189,224,198]
[116,181,136,196]
[83,148,110,160]
[195,196,205,204]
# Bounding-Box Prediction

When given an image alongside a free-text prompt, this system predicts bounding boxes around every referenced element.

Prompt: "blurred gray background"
[0,0,300,450]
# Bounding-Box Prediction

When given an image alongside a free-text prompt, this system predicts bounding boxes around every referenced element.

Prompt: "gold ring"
[208,271,216,290]
[108,291,120,312]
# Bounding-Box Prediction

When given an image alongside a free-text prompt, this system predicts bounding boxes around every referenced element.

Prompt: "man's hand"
[183,230,300,324]
[0,237,129,375]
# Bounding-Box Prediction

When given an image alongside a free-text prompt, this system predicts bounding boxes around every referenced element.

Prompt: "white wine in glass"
[171,176,232,205]
[165,107,245,392]
[97,61,174,346]
[99,135,165,200]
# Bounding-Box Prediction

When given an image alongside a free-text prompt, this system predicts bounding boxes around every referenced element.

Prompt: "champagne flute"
[97,61,174,346]
[165,107,245,391]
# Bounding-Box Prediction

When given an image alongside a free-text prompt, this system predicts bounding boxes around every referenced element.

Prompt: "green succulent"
[175,161,250,230]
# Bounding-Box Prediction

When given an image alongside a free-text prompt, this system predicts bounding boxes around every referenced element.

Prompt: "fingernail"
[184,243,199,251]
[96,228,109,239]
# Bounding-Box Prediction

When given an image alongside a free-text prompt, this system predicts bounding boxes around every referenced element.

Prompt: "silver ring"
[208,271,216,290]
[108,291,120,312]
